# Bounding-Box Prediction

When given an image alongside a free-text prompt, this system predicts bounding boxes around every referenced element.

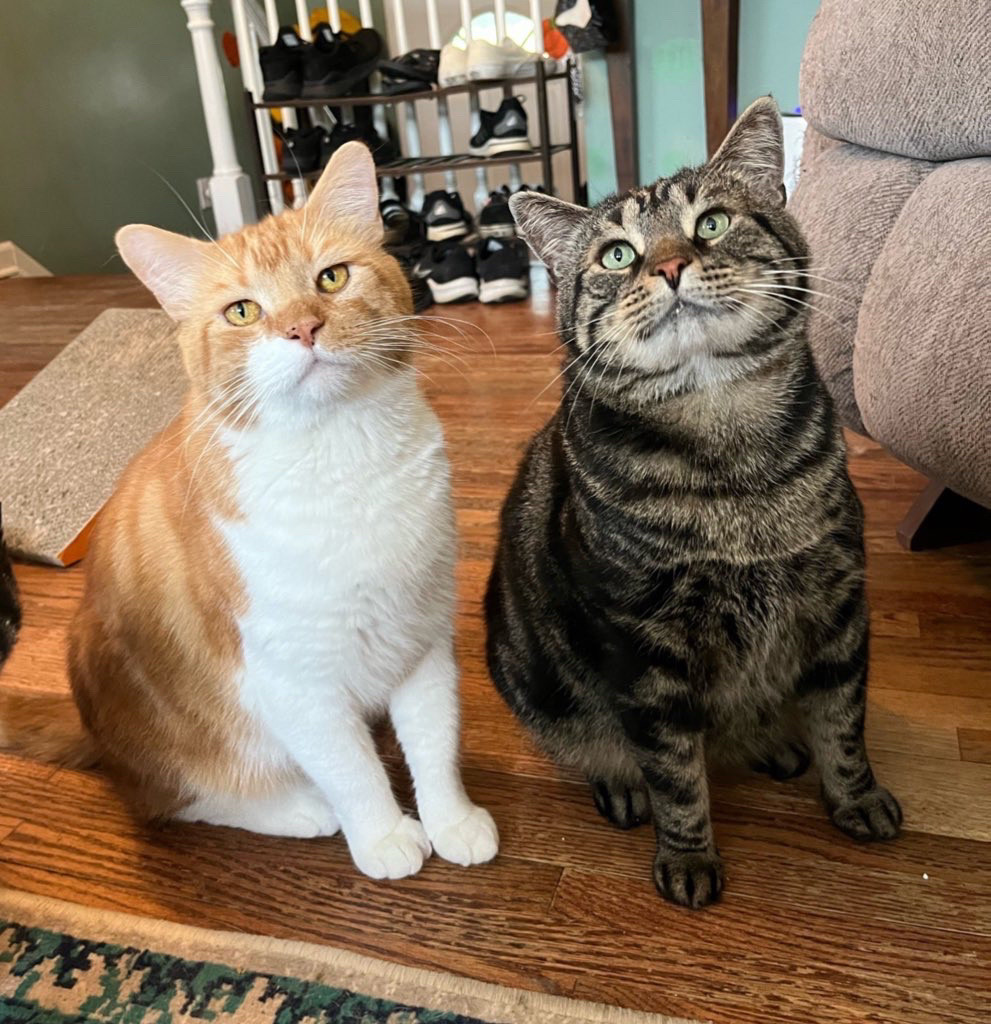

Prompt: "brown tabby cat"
[486,98,901,908]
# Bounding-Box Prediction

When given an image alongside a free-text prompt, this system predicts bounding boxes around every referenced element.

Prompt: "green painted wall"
[0,0,259,275]
[581,52,619,202]
[585,0,820,197]
[635,0,706,183]
[738,0,820,113]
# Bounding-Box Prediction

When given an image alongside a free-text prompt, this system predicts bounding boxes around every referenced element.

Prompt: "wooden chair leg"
[896,479,991,551]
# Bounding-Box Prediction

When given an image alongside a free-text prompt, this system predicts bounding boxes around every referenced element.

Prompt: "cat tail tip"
[0,690,98,768]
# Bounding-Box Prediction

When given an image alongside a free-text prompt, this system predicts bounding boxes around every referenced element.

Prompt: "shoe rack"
[246,61,581,210]
[229,0,581,216]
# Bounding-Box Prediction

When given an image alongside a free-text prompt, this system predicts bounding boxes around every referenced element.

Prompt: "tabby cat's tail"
[0,690,98,768]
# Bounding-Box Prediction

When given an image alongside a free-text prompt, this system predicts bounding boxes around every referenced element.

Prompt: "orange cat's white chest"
[217,375,456,711]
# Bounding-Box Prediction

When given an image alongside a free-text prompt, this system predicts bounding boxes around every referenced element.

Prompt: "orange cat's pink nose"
[285,317,323,348]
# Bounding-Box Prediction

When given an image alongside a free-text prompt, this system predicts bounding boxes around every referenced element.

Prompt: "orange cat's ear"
[115,224,212,319]
[307,141,382,240]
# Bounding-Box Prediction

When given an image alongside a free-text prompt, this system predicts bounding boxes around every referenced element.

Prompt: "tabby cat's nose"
[654,256,689,289]
[285,317,323,348]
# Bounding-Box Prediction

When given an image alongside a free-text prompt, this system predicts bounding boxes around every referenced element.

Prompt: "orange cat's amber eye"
[317,264,349,294]
[223,299,262,326]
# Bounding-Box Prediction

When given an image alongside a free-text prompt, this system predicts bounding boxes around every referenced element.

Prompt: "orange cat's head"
[116,143,412,420]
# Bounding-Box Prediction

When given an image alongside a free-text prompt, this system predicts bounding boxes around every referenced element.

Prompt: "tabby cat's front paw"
[831,786,902,841]
[653,850,724,909]
[590,778,651,830]
[349,815,432,880]
[428,805,499,867]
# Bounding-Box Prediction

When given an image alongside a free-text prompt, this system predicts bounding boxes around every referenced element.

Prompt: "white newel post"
[182,0,257,233]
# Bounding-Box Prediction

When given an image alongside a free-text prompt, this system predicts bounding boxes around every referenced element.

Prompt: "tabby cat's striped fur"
[486,99,901,908]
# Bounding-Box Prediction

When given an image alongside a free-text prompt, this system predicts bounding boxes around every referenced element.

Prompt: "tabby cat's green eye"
[695,210,731,240]
[601,242,637,270]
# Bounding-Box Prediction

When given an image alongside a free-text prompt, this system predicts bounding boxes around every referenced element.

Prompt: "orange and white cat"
[0,142,497,879]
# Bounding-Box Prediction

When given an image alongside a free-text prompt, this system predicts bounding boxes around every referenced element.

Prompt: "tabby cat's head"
[116,143,412,423]
[510,97,809,401]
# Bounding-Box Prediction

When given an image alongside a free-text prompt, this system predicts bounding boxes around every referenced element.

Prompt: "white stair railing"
[262,0,307,207]
[390,0,426,211]
[463,0,491,211]
[425,0,458,193]
[181,0,257,232]
[231,0,284,213]
[359,0,398,202]
[185,0,564,231]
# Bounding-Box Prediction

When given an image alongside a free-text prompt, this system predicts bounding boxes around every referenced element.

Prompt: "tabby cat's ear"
[708,96,785,202]
[115,225,212,319]
[307,141,382,239]
[508,192,590,277]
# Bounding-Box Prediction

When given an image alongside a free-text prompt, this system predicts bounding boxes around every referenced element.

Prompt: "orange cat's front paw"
[428,805,499,867]
[349,816,432,879]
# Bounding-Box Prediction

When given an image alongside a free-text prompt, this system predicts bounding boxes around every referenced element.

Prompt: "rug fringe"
[0,888,706,1024]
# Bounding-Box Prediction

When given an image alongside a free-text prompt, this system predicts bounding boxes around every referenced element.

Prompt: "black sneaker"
[381,77,428,97]
[422,190,470,242]
[380,198,410,246]
[379,48,440,84]
[260,26,304,101]
[425,243,479,303]
[319,122,362,166]
[478,189,516,239]
[477,238,530,303]
[301,24,383,99]
[410,241,438,280]
[390,250,433,312]
[280,125,322,174]
[355,114,398,165]
[469,97,532,157]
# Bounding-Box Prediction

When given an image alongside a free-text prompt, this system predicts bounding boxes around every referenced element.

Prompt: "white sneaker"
[500,37,539,78]
[467,37,537,81]
[555,0,593,29]
[438,42,468,86]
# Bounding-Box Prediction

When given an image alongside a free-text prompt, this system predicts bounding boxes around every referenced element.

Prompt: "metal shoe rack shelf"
[244,59,581,208]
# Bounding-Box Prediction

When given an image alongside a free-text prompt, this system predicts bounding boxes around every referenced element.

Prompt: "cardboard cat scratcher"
[0,308,186,566]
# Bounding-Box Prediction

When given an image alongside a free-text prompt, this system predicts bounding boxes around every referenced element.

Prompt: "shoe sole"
[262,71,302,102]
[428,276,480,303]
[381,80,429,96]
[469,138,533,157]
[426,221,469,242]
[301,57,379,99]
[378,63,437,83]
[467,60,507,81]
[467,60,537,81]
[480,277,529,304]
[479,223,517,239]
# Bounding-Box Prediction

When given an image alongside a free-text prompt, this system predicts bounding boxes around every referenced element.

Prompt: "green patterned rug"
[0,890,696,1024]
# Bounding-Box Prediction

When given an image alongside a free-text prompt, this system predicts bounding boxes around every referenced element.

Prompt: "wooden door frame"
[701,0,740,157]
[606,0,639,191]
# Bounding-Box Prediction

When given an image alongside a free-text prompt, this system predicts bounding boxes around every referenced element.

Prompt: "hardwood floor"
[1,275,989,1024]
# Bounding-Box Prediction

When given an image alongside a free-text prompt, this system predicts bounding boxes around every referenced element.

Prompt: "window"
[449,12,537,51]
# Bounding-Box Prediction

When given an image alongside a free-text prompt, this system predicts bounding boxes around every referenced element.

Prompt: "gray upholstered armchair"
[790,0,991,546]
